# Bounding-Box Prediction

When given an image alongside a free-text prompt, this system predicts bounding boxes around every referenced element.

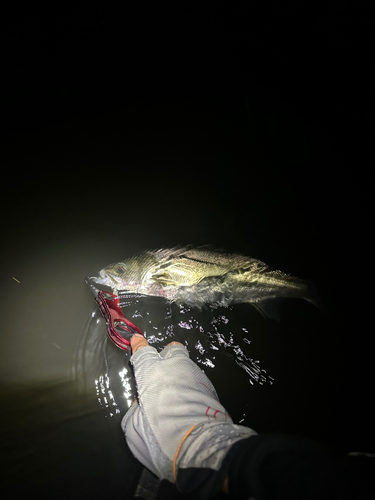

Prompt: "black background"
[2,0,373,364]
[1,1,374,498]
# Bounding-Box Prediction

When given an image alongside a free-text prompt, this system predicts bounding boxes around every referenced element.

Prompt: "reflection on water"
[95,373,121,416]
[0,379,139,500]
[3,255,366,499]
[74,293,274,424]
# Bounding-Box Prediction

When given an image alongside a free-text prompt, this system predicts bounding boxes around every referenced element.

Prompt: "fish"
[87,246,319,320]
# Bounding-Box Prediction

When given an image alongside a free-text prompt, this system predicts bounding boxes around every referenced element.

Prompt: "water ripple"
[73,296,274,422]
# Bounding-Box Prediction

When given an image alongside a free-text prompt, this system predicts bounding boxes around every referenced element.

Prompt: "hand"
[130,333,149,354]
[122,336,256,496]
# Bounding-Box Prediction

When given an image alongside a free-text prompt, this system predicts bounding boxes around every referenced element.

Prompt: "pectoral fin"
[151,270,179,286]
[251,299,282,321]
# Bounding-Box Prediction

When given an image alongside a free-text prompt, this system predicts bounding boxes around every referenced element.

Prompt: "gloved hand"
[121,335,256,495]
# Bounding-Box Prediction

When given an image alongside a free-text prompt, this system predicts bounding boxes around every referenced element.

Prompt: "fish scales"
[89,246,319,319]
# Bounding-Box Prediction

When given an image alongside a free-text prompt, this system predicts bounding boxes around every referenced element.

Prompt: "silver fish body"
[88,246,318,319]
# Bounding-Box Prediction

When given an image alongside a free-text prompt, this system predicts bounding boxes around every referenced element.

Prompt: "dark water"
[1,4,373,499]
[1,109,372,498]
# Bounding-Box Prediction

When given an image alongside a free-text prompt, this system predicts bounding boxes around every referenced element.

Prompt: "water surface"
[1,98,373,500]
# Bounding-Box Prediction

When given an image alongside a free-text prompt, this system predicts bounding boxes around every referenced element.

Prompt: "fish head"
[92,262,138,292]
[91,253,173,298]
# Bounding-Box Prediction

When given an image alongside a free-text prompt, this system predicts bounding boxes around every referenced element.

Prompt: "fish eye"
[117,267,125,274]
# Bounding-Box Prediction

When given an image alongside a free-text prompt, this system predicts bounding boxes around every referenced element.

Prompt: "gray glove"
[121,342,256,489]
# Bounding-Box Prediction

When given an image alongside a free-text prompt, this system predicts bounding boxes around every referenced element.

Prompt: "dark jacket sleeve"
[177,432,375,500]
[226,432,375,500]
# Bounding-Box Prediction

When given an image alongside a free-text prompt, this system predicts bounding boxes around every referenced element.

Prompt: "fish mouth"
[88,270,111,286]
[94,277,109,285]
[93,271,108,285]
[97,270,125,288]
[86,275,117,295]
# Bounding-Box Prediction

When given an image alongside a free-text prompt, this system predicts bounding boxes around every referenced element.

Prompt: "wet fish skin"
[90,246,318,319]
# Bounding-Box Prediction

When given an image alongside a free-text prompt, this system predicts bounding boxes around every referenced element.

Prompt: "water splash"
[74,295,274,421]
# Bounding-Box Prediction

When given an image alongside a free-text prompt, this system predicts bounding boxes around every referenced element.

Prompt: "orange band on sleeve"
[172,424,199,482]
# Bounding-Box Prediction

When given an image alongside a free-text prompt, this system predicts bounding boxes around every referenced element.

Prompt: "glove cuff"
[174,421,257,495]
